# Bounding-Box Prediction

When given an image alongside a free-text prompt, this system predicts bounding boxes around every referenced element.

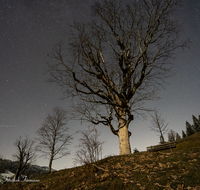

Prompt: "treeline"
[168,115,200,142]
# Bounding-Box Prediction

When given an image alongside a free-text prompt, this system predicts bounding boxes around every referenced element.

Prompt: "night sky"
[0,0,200,170]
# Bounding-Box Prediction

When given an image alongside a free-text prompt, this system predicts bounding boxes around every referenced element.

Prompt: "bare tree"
[13,136,36,180]
[36,106,73,173]
[73,126,104,166]
[47,0,188,155]
[168,129,176,142]
[150,110,168,143]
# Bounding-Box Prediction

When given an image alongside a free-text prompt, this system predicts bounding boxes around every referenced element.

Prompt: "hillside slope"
[1,132,200,190]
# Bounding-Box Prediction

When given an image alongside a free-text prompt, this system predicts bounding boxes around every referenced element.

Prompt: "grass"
[1,132,200,190]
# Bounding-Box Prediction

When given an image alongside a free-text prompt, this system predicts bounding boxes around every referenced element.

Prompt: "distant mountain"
[0,158,56,178]
[31,165,56,172]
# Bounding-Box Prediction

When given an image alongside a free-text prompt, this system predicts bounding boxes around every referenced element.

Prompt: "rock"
[171,175,177,180]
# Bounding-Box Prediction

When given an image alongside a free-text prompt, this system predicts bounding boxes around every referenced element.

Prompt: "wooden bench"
[147,142,176,152]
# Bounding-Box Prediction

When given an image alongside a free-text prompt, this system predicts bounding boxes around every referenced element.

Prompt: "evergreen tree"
[192,115,200,132]
[182,130,187,138]
[186,121,195,136]
[175,133,181,141]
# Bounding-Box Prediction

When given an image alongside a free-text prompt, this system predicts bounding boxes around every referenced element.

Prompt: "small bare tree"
[36,106,73,173]
[13,136,36,180]
[150,110,168,143]
[168,129,176,142]
[73,126,104,166]
[47,0,189,155]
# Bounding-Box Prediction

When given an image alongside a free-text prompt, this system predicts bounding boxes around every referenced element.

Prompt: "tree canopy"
[47,0,188,154]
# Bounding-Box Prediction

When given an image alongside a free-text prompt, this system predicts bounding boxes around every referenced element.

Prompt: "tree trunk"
[161,134,165,143]
[48,154,53,173]
[118,119,131,155]
[15,168,20,181]
[15,160,22,180]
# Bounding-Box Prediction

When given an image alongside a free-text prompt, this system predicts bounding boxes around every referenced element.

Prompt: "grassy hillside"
[1,132,200,190]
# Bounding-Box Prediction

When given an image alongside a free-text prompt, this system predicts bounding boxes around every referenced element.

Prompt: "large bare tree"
[36,106,73,173]
[13,136,36,180]
[47,0,188,155]
[150,110,169,143]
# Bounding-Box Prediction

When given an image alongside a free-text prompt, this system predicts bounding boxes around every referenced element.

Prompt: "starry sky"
[0,0,200,170]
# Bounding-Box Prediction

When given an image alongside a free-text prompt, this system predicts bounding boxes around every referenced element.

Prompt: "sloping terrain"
[1,132,200,190]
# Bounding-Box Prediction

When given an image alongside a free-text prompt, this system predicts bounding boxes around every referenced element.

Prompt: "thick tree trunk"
[118,119,131,155]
